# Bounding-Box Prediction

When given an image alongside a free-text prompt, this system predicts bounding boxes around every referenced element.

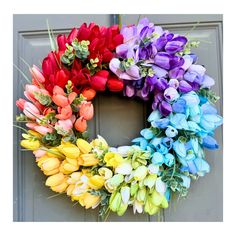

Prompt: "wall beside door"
[13,14,223,222]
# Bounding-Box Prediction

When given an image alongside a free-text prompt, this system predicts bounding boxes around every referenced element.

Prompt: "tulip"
[66,184,75,196]
[74,117,87,132]
[79,154,99,166]
[109,192,122,212]
[164,153,175,167]
[81,87,96,100]
[164,87,179,102]
[165,126,178,138]
[55,119,73,134]
[51,181,68,193]
[130,182,139,196]
[45,173,65,187]
[172,98,186,113]
[140,128,154,140]
[52,86,69,107]
[165,36,187,54]
[137,187,147,202]
[133,200,143,214]
[107,77,124,92]
[105,174,124,193]
[120,186,130,204]
[62,160,79,173]
[151,190,163,206]
[55,105,73,120]
[20,139,40,151]
[22,102,40,120]
[78,192,100,209]
[159,101,172,117]
[173,140,186,158]
[117,202,128,216]
[34,126,53,135]
[98,167,113,180]
[24,84,40,102]
[90,135,108,149]
[57,34,67,51]
[79,101,94,120]
[179,80,193,93]
[152,152,164,165]
[76,139,92,154]
[30,65,45,83]
[144,174,157,189]
[202,135,219,149]
[181,91,200,106]
[88,175,105,190]
[104,152,124,168]
[67,172,82,184]
[41,157,60,172]
[155,178,167,195]
[58,142,80,159]
[44,168,59,176]
[115,160,132,175]
[148,164,160,174]
[133,166,148,181]
[148,110,162,123]
[90,70,109,91]
[33,149,46,158]
[144,195,160,215]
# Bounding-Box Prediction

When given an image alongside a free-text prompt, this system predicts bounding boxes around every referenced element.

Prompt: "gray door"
[13,14,223,222]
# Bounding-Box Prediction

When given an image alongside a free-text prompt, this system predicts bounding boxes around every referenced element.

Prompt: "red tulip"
[90,70,109,91]
[67,28,79,44]
[16,98,27,110]
[42,52,59,77]
[74,117,87,132]
[81,87,96,100]
[107,76,124,92]
[79,101,94,120]
[55,69,69,89]
[57,34,67,51]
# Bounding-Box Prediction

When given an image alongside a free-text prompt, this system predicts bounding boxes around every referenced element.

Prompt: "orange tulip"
[79,102,94,120]
[81,88,96,101]
[74,117,87,132]
[55,105,72,120]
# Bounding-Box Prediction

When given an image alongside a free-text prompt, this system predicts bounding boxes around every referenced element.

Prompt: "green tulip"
[130,182,139,196]
[105,174,124,193]
[150,190,163,206]
[144,174,157,189]
[137,187,147,202]
[117,202,128,216]
[109,192,122,212]
[133,166,148,181]
[144,196,160,215]
[160,196,169,209]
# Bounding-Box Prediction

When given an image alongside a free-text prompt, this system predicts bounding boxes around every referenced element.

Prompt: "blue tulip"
[156,143,169,155]
[165,126,178,137]
[140,128,155,140]
[152,152,164,165]
[154,118,170,129]
[150,137,162,148]
[181,91,200,106]
[187,121,201,132]
[194,158,210,176]
[165,188,171,201]
[173,140,186,158]
[172,98,186,113]
[201,103,217,115]
[179,174,191,188]
[189,105,200,117]
[202,135,219,149]
[164,153,175,167]
[170,113,188,130]
[132,137,148,150]
[162,137,173,150]
[148,110,162,122]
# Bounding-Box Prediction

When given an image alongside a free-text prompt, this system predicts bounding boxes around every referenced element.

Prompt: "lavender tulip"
[165,36,188,54]
[159,101,172,116]
[164,87,179,102]
[179,80,193,93]
[169,67,185,79]
[155,78,168,91]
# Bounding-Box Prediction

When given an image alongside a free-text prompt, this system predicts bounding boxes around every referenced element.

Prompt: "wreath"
[15,17,223,220]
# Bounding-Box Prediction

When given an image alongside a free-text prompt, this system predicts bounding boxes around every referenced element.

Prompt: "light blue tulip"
[154,118,170,129]
[156,143,169,155]
[194,158,210,176]
[190,138,199,154]
[164,153,175,167]
[146,145,155,154]
[152,152,164,165]
[181,91,200,106]
[200,114,223,132]
[189,105,200,117]
[187,160,198,174]
[202,135,219,149]
[150,137,162,147]
[148,110,162,122]
[170,113,189,130]
[165,126,178,138]
[187,121,202,132]
[185,153,196,161]
[190,114,201,123]
[179,174,191,188]
[132,137,148,150]
[173,140,186,158]
[140,128,155,140]
[201,102,217,115]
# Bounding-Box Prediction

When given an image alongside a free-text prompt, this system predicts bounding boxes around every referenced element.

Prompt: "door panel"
[120,14,223,222]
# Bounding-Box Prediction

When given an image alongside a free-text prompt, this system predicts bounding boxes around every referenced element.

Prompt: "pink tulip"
[34,150,46,159]
[55,119,73,132]
[24,84,40,102]
[79,101,94,120]
[21,101,40,120]
[26,122,38,130]
[16,98,27,110]
[30,65,45,83]
[74,117,87,132]
[55,105,72,120]
[34,125,53,135]
[70,114,76,124]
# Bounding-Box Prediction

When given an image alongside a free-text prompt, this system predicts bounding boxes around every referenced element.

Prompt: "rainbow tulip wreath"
[15,18,223,219]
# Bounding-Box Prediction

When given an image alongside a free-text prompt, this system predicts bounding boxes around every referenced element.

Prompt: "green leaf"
[46,19,58,52]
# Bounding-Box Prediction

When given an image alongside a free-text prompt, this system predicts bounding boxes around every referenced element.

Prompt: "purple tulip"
[168,79,179,89]
[152,65,168,78]
[202,75,215,88]
[155,33,174,51]
[164,87,179,102]
[159,101,172,116]
[165,36,188,54]
[179,80,193,93]
[116,44,129,58]
[155,78,168,91]
[169,67,185,79]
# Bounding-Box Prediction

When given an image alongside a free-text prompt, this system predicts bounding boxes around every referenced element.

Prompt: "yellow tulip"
[67,184,75,196]
[43,168,59,176]
[47,147,64,159]
[90,135,108,149]
[78,192,100,209]
[58,142,80,159]
[51,181,68,193]
[76,139,92,154]
[37,155,50,167]
[59,164,72,175]
[21,139,40,151]
[104,152,124,168]
[28,130,42,139]
[45,173,65,187]
[79,154,99,166]
[98,167,113,180]
[41,157,60,172]
[66,157,78,166]
[63,162,79,173]
[67,172,82,184]
[88,175,105,190]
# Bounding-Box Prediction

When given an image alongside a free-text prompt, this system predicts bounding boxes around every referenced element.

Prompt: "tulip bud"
[107,77,124,92]
[90,135,108,149]
[66,184,75,196]
[115,161,132,175]
[150,190,163,206]
[43,168,59,176]
[76,138,92,154]
[51,181,68,193]
[67,172,82,184]
[63,162,79,173]
[30,65,45,83]
[58,142,80,159]
[104,152,124,168]
[45,173,65,187]
[130,182,139,196]
[109,192,122,212]
[90,70,109,91]
[137,187,147,202]
[81,87,96,101]
[79,154,99,166]
[117,202,128,216]
[74,117,87,132]
[98,167,113,180]
[20,139,40,151]
[79,101,94,120]
[144,196,160,215]
[120,186,130,204]
[133,166,148,181]
[41,157,60,172]
[160,196,169,208]
[144,174,157,189]
[88,175,105,190]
